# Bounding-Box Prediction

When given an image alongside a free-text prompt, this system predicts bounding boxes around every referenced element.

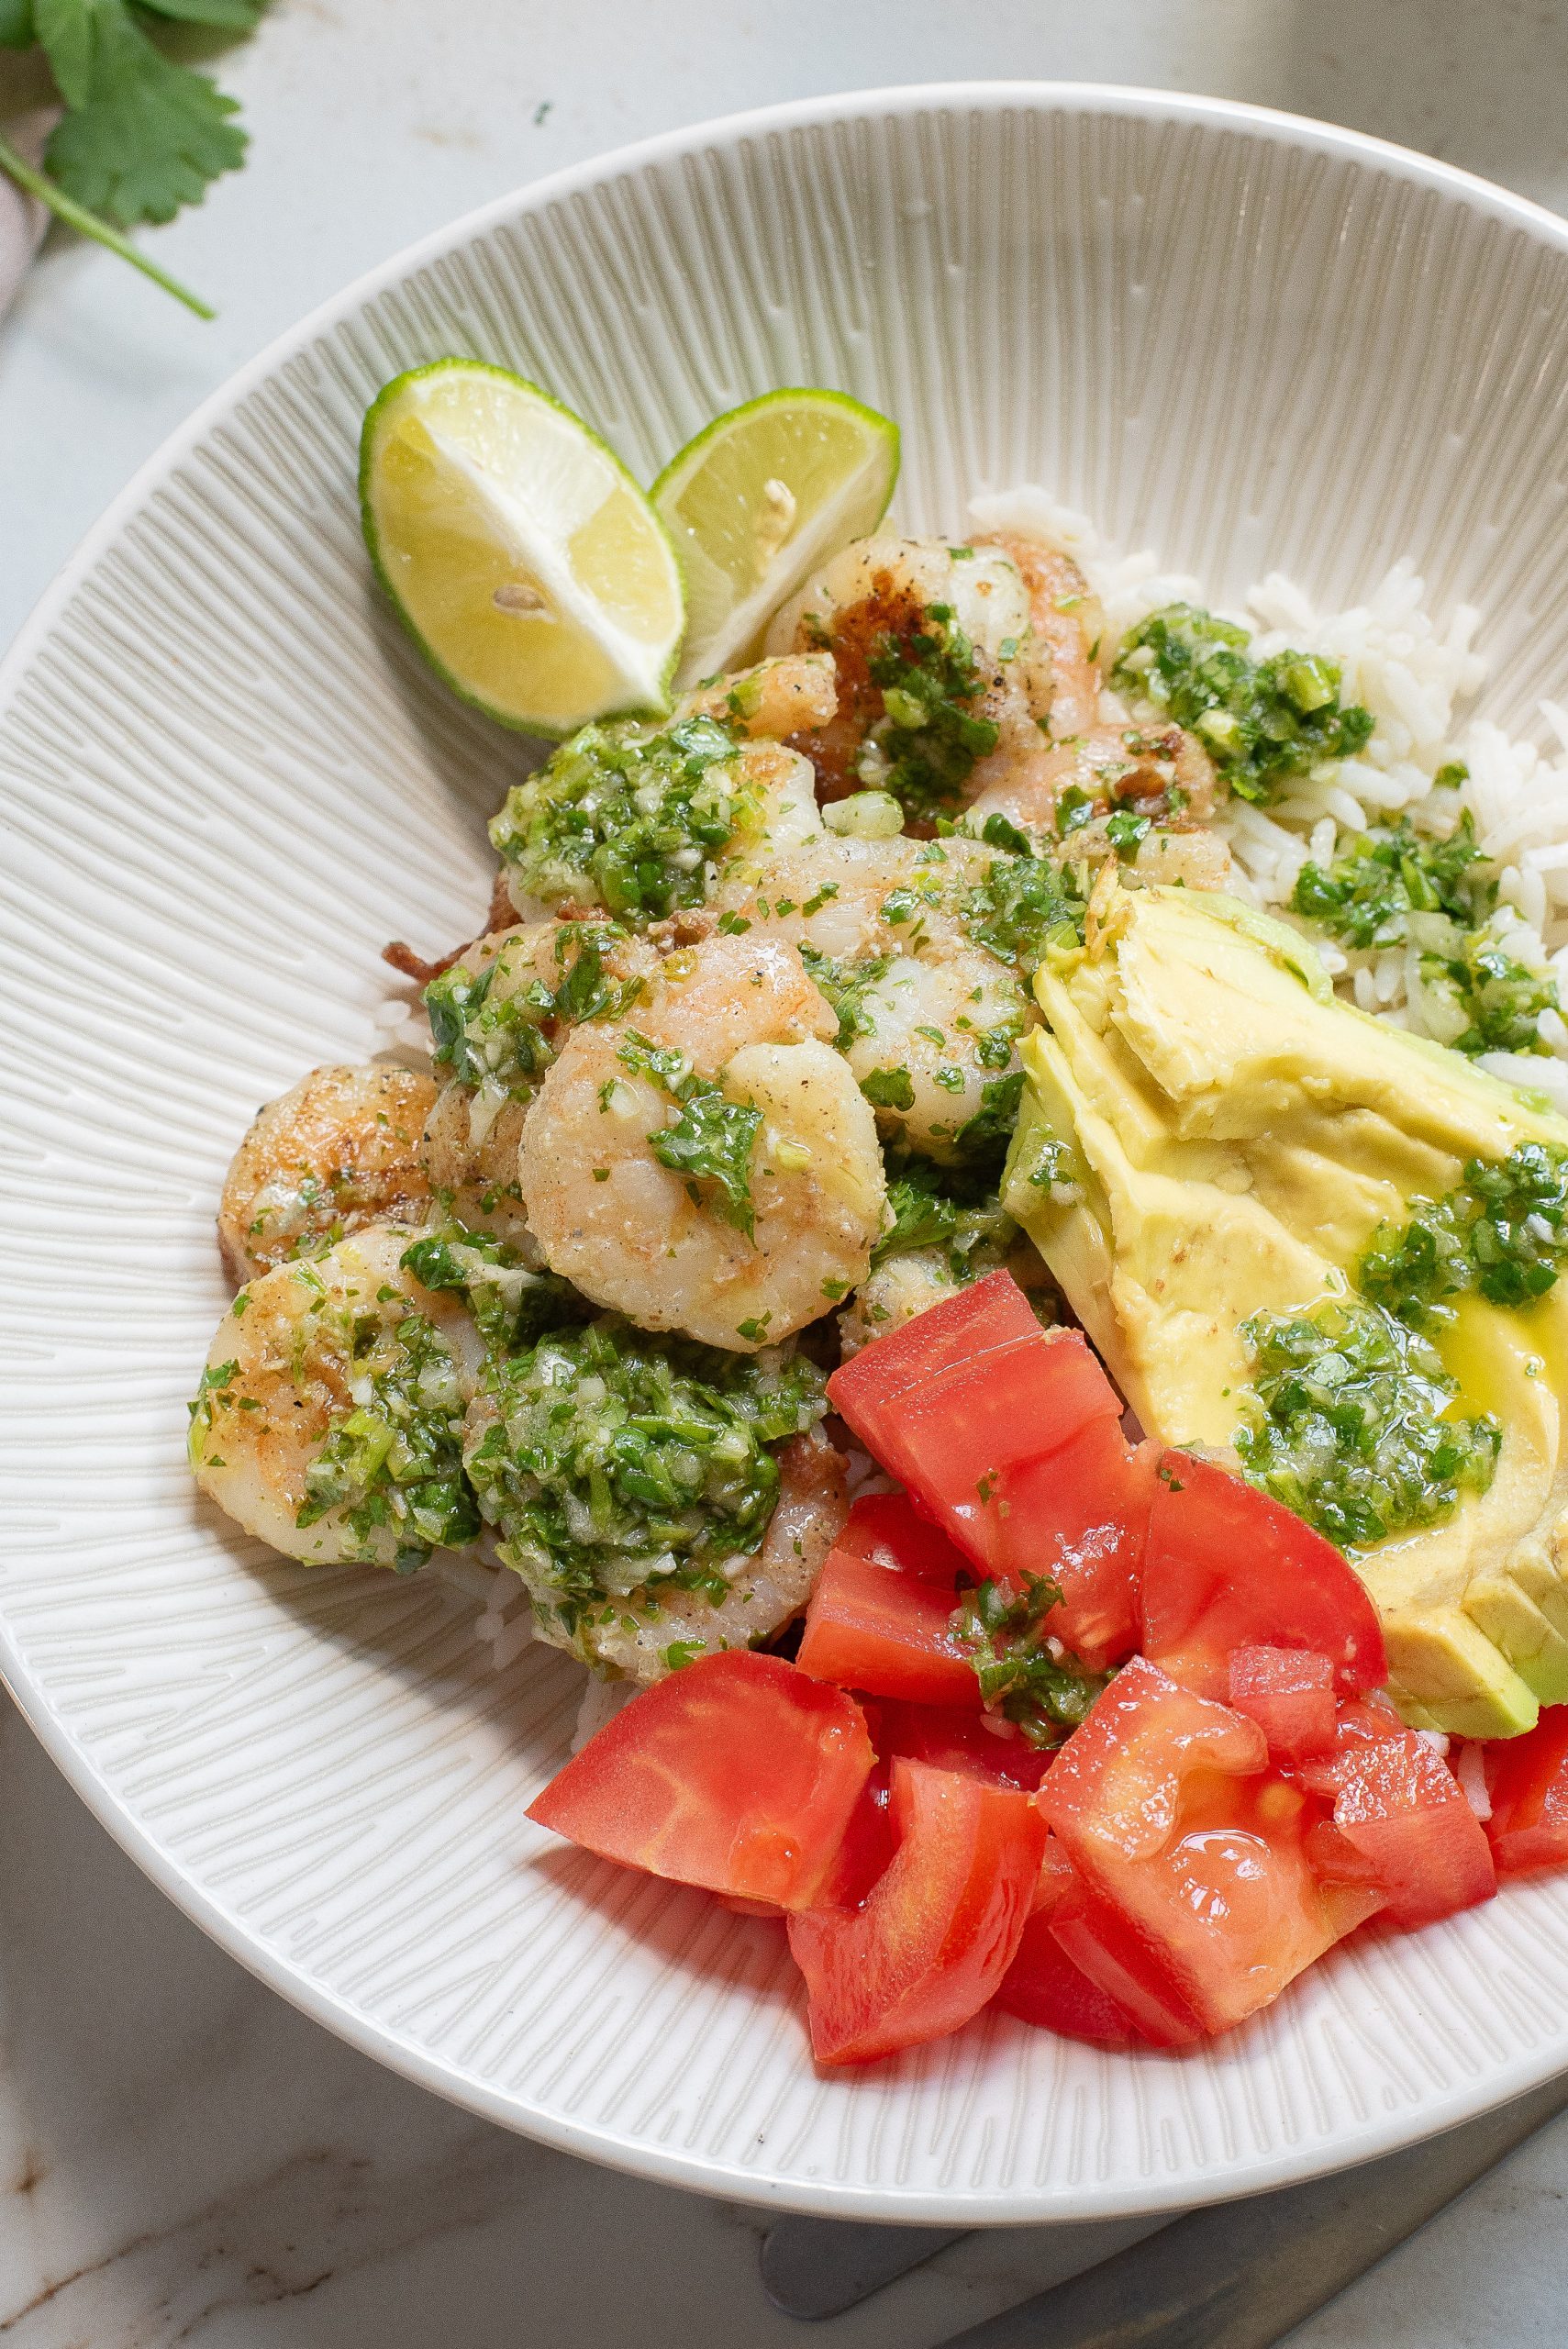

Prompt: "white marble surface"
[5,3,1568,2341]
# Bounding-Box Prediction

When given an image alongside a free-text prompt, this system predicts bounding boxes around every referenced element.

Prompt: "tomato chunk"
[876,1698,1052,1791]
[1304,1715,1496,1925]
[828,1269,1044,1428]
[813,1764,895,1909]
[828,1276,1147,1669]
[528,1653,873,1909]
[1039,1657,1380,2041]
[796,1495,980,1707]
[1485,1708,1568,1879]
[788,1758,1047,2064]
[1142,1453,1386,1699]
[995,1836,1152,2047]
[1229,1645,1338,1765]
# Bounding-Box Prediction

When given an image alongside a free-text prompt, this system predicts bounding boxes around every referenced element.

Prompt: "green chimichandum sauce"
[615,1031,762,1239]
[462,1317,826,1635]
[862,603,999,818]
[1358,1142,1568,1327]
[1433,930,1561,1059]
[295,1309,479,1572]
[1290,813,1490,950]
[872,1157,1014,1280]
[425,921,641,1098]
[1111,604,1373,807]
[959,817,1088,969]
[1236,1294,1500,1550]
[1290,814,1560,1058]
[951,1573,1112,1748]
[798,945,891,1050]
[489,713,749,920]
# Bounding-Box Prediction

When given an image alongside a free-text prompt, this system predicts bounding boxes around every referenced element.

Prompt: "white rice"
[973,490,1568,1098]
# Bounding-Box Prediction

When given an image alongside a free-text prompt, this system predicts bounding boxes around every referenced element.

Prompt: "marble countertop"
[5,5,1568,2341]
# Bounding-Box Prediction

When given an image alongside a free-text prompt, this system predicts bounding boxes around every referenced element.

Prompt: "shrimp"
[680,651,839,740]
[975,533,1106,740]
[190,1224,484,1568]
[763,535,1051,813]
[717,829,1036,1164]
[420,918,656,1243]
[516,930,885,1350]
[492,691,828,929]
[967,718,1218,841]
[217,1063,437,1285]
[573,1425,849,1682]
[837,1249,964,1356]
[838,1219,1057,1357]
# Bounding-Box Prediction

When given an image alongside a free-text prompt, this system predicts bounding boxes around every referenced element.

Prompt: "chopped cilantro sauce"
[425,922,640,1098]
[872,1157,1014,1279]
[951,1573,1112,1747]
[295,1309,479,1572]
[1434,930,1560,1058]
[1291,813,1559,1057]
[1111,604,1373,807]
[862,603,998,818]
[489,713,749,920]
[401,1226,571,1352]
[462,1317,826,1639]
[958,818,1088,968]
[616,1031,762,1238]
[1359,1142,1568,1326]
[1236,1295,1500,1550]
[1290,813,1489,949]
[798,944,890,1050]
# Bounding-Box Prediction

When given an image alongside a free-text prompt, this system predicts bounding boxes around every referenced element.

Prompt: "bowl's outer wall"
[5,87,1568,2221]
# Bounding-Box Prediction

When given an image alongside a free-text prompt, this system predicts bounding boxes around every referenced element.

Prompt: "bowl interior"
[6,85,1568,2221]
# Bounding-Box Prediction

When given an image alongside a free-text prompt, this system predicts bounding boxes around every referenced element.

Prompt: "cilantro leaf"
[35,0,104,106]
[43,2,248,227]
[617,1031,762,1240]
[649,1087,762,1239]
[0,0,36,49]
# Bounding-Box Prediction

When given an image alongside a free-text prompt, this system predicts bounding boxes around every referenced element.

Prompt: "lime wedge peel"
[360,361,685,738]
[653,388,900,689]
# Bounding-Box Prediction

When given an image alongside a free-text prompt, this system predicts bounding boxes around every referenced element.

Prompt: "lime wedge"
[361,361,684,736]
[652,388,899,687]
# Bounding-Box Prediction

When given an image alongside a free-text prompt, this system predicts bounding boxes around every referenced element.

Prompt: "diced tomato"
[876,1698,1052,1791]
[1485,1709,1568,1879]
[787,1758,1047,2065]
[1229,1645,1338,1765]
[1039,1657,1380,2041]
[996,1906,1153,2048]
[527,1652,873,1910]
[1141,1452,1386,1699]
[813,1763,895,1909]
[1303,1714,1496,1926]
[827,1276,1148,1669]
[1029,1829,1077,1914]
[995,1833,1152,2047]
[795,1495,980,1707]
[828,1269,1044,1428]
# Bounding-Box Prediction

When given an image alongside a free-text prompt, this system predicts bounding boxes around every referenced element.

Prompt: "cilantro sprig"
[0,0,271,317]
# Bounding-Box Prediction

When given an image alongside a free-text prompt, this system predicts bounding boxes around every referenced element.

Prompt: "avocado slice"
[1006,885,1568,1739]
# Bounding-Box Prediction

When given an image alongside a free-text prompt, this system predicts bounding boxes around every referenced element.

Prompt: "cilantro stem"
[0,131,215,320]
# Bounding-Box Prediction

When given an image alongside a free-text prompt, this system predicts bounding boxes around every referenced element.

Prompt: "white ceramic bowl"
[6,83,1568,2225]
